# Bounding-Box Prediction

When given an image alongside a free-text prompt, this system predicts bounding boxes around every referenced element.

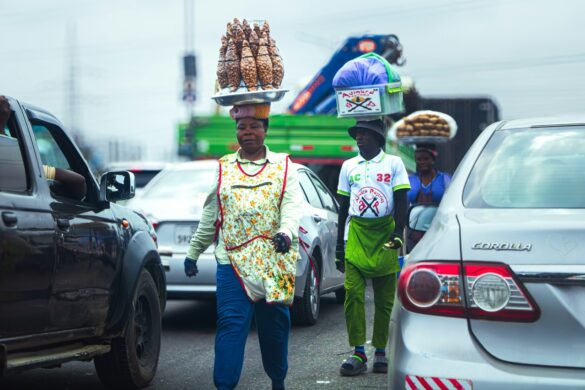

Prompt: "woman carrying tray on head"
[406,144,451,252]
[184,102,302,390]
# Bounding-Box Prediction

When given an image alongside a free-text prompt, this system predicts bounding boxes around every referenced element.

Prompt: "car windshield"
[140,168,215,200]
[463,126,585,208]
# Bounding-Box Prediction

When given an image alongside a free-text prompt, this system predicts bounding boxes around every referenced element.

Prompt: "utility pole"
[180,0,197,159]
[66,22,81,143]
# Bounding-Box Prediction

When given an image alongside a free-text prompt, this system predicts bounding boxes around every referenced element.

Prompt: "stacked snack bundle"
[391,110,457,143]
[216,18,284,93]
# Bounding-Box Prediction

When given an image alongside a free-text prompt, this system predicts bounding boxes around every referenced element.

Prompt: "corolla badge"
[472,242,532,251]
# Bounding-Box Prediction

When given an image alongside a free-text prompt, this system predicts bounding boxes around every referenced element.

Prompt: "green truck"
[177,113,415,192]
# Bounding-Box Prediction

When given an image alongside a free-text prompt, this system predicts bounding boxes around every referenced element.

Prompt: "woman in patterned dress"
[184,103,302,390]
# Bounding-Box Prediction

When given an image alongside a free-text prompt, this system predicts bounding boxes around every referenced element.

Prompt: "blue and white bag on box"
[333,53,403,118]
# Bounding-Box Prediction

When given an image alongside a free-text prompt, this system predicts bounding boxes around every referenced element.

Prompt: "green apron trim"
[345,214,400,277]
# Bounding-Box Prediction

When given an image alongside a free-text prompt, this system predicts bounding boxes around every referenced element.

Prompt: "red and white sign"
[405,375,473,390]
[336,87,382,116]
[355,186,388,217]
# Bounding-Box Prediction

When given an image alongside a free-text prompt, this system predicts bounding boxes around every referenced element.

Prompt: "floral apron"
[217,154,298,304]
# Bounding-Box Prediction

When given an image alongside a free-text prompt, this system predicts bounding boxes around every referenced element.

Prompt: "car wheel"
[94,270,161,389]
[334,287,345,304]
[291,260,320,326]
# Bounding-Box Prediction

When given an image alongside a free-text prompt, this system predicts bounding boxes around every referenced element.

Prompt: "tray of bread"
[389,110,457,144]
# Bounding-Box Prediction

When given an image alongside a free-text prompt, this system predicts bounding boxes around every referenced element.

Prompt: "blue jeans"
[214,264,290,390]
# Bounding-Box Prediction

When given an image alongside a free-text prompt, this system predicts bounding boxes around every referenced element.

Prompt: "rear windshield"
[140,168,215,200]
[463,126,585,208]
[131,170,160,188]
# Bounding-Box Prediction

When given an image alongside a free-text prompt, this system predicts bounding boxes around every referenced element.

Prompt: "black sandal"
[340,354,368,376]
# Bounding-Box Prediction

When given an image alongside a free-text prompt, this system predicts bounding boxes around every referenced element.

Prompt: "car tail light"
[147,219,158,245]
[398,261,539,322]
[149,218,159,231]
[398,262,465,317]
[465,263,539,322]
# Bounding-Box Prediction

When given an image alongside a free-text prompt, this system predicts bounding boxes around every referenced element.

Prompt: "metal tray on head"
[396,136,451,144]
[212,89,289,106]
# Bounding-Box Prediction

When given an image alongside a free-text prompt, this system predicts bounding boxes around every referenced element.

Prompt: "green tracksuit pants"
[344,261,397,349]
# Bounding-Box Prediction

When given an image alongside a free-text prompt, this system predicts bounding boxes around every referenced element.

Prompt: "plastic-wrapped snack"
[249,29,259,58]
[232,23,246,55]
[242,19,252,41]
[268,37,279,55]
[226,22,233,40]
[256,34,273,90]
[216,35,229,89]
[253,23,262,39]
[262,20,271,38]
[226,39,241,92]
[269,38,284,88]
[240,40,258,91]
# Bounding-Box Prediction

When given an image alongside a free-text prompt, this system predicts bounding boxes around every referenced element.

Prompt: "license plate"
[336,87,382,115]
[174,224,198,245]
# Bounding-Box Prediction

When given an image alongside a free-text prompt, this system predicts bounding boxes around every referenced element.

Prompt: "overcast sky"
[2,0,584,162]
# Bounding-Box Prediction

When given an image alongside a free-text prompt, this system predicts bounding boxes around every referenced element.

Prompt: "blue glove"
[184,257,198,278]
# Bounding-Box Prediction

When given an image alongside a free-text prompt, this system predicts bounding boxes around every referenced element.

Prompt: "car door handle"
[312,214,322,223]
[56,218,70,230]
[2,212,18,227]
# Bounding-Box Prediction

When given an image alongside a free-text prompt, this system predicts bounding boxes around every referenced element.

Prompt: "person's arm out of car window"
[44,165,87,201]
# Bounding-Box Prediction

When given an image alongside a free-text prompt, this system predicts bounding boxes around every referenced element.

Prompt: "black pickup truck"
[0,96,167,389]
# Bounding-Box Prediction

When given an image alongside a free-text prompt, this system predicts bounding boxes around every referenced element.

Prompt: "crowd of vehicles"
[0,97,166,388]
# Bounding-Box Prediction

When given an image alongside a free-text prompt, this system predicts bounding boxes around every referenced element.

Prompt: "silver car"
[128,160,344,325]
[389,117,585,389]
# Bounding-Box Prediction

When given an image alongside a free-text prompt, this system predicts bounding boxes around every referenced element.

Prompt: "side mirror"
[100,171,135,202]
[408,203,438,232]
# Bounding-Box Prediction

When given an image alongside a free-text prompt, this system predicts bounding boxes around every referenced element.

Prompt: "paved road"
[0,288,387,390]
